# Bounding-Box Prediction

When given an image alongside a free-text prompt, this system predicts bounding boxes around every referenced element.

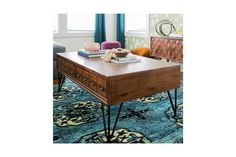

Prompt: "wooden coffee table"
[56,52,181,142]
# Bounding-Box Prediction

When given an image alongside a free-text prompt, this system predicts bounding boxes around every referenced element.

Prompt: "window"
[53,15,58,33]
[67,14,95,31]
[125,14,149,37]
[53,14,95,37]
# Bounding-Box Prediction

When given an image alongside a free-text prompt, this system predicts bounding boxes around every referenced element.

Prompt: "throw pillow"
[130,48,150,57]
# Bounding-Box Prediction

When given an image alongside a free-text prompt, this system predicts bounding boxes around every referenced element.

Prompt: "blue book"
[78,51,103,58]
[78,49,106,55]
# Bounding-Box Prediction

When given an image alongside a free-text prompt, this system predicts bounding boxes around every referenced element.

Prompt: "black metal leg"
[107,106,111,142]
[174,89,177,115]
[58,72,62,82]
[58,72,65,92]
[62,75,65,84]
[111,103,123,137]
[101,103,123,143]
[58,72,62,92]
[101,105,107,138]
[167,89,177,117]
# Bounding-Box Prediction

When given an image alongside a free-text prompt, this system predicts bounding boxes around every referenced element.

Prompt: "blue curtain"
[117,14,125,48]
[94,14,106,45]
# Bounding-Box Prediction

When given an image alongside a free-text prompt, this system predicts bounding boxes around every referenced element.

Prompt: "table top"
[57,52,180,77]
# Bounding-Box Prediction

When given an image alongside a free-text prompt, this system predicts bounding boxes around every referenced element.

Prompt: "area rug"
[53,79,183,143]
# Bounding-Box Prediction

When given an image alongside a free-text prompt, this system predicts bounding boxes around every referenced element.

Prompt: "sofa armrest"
[53,42,66,60]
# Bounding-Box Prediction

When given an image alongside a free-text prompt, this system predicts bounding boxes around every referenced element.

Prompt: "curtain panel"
[94,14,106,45]
[117,14,125,48]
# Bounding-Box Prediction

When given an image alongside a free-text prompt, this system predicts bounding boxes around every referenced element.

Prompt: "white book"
[113,54,137,61]
[111,58,141,64]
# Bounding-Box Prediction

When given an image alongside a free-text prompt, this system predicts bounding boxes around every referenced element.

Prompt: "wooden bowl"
[114,51,129,57]
[113,48,129,57]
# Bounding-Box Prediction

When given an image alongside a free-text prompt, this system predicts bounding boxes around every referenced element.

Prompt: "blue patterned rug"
[53,79,183,143]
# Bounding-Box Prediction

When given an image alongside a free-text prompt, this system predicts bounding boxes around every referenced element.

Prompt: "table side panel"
[110,66,180,105]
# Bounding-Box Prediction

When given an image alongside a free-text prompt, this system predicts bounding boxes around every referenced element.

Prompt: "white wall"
[53,36,94,52]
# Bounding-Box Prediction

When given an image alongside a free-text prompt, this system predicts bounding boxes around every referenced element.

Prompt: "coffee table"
[56,52,181,142]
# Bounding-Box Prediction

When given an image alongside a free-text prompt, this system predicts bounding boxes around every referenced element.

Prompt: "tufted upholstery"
[101,41,121,50]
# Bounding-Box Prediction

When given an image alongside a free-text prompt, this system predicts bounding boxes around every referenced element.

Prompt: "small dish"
[113,48,129,57]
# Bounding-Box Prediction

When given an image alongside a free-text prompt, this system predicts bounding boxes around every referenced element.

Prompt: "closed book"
[78,52,103,58]
[111,58,141,64]
[113,54,137,61]
[78,49,106,55]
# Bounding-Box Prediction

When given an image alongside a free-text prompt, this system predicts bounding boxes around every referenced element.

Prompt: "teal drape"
[94,14,106,45]
[117,14,125,48]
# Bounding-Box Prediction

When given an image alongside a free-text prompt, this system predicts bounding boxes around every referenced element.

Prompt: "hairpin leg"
[167,89,177,117]
[58,72,65,92]
[101,102,123,143]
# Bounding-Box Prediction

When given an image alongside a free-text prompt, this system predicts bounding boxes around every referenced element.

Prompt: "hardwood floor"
[53,80,59,84]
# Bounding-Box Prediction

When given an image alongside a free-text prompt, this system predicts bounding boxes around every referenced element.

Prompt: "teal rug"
[53,79,183,143]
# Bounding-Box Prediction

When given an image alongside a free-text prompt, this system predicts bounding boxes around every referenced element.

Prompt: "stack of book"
[111,54,141,64]
[78,49,106,58]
